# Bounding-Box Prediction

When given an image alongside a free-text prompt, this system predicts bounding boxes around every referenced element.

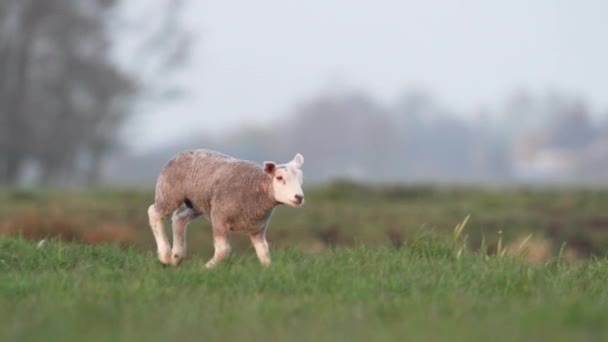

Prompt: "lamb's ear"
[291,153,304,168]
[263,161,276,175]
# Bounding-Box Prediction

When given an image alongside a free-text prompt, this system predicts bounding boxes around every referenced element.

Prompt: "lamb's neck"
[245,173,279,216]
[257,182,279,212]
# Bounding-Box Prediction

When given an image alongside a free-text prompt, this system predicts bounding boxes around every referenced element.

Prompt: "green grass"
[2,185,608,340]
[2,237,608,342]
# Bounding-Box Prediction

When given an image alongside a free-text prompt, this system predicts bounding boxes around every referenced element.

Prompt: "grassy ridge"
[2,184,608,260]
[2,237,608,342]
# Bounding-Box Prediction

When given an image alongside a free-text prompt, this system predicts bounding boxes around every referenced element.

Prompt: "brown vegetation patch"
[81,223,137,247]
[584,218,608,230]
[506,235,552,264]
[385,228,404,249]
[0,209,136,246]
[564,236,596,257]
[314,225,341,247]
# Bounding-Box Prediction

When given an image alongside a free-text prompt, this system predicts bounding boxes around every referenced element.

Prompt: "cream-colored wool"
[148,149,304,268]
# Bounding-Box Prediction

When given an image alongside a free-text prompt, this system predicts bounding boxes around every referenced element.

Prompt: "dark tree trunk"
[0,0,36,184]
[3,153,24,184]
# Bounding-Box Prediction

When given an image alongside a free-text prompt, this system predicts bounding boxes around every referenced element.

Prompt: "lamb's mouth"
[289,200,304,207]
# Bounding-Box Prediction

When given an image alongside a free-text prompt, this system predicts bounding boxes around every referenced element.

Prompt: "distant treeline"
[105,89,608,185]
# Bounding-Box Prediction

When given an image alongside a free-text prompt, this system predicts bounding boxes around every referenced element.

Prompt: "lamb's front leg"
[205,221,231,269]
[250,231,271,267]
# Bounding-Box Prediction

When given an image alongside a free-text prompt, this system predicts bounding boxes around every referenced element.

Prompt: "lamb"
[147,149,305,268]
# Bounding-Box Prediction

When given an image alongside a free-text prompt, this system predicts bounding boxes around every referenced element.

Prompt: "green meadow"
[1,184,608,341]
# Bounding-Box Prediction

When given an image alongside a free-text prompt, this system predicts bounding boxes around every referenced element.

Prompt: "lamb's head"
[264,153,305,208]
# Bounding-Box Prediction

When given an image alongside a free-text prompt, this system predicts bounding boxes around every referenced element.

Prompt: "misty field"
[2,184,608,341]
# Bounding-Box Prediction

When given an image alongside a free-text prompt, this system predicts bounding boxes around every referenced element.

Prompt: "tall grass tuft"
[452,214,470,259]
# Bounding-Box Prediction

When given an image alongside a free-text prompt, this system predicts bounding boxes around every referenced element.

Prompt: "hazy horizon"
[122,0,608,152]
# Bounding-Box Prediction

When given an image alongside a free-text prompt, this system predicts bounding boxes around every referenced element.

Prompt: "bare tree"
[0,0,189,185]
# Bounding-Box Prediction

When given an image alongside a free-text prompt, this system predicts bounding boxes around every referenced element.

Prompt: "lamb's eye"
[276,176,283,181]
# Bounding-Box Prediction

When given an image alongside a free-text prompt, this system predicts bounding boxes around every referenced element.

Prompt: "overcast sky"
[125,0,608,151]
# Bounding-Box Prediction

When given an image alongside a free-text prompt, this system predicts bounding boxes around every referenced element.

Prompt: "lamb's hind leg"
[170,205,201,266]
[148,204,171,265]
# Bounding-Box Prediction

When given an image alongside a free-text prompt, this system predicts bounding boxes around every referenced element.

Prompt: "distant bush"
[315,179,438,201]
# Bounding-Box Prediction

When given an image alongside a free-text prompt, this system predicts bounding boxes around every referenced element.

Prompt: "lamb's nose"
[294,194,304,203]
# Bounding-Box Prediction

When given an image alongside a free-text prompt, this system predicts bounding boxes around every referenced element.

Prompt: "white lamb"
[147,149,305,268]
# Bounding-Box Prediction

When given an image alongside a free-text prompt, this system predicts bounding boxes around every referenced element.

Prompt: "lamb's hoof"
[158,250,172,265]
[204,261,217,269]
[171,253,184,266]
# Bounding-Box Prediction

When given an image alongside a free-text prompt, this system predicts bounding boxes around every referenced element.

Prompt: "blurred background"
[2,0,608,263]
[3,5,608,338]
[1,0,607,187]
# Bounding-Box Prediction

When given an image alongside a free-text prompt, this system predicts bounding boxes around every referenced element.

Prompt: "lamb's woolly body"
[154,149,277,233]
[147,149,305,268]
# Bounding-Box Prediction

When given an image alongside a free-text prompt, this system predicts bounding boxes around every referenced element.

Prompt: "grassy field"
[1,184,608,341]
[2,237,608,342]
